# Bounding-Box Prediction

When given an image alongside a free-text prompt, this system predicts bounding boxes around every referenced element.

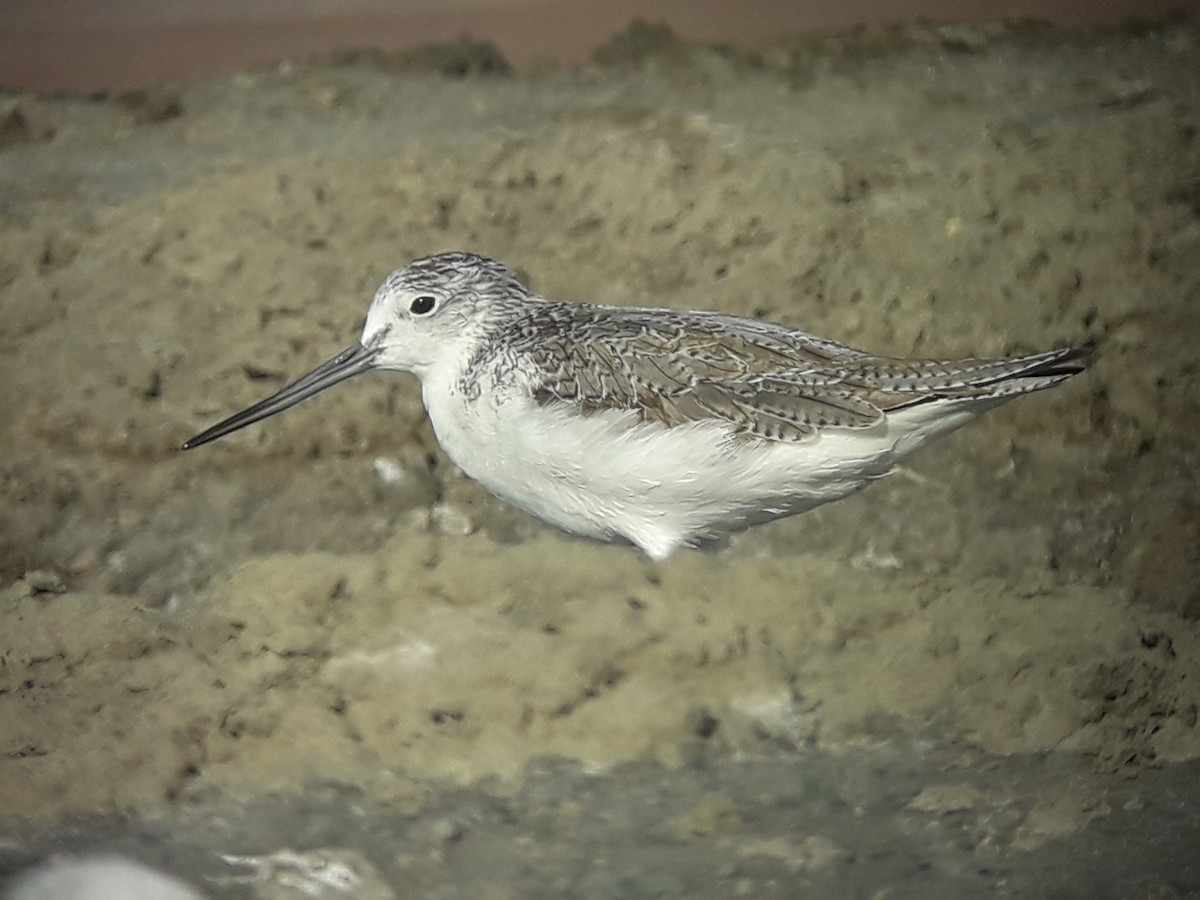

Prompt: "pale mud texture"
[2,20,1200,899]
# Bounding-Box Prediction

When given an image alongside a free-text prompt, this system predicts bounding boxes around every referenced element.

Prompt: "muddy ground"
[1,20,1199,899]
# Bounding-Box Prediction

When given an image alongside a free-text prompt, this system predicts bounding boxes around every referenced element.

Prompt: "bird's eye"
[409,295,438,316]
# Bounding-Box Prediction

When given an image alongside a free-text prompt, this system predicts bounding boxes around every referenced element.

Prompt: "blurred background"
[3,0,1196,92]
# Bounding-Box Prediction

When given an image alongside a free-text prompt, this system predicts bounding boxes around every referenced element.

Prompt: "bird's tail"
[954,343,1095,397]
[869,342,1096,411]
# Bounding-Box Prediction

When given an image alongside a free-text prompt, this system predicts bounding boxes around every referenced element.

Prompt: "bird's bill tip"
[180,342,378,451]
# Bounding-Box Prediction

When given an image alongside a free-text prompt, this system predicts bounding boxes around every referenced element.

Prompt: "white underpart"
[421,354,983,560]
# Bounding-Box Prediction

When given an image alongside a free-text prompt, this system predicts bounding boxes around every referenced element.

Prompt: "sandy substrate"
[1,21,1199,898]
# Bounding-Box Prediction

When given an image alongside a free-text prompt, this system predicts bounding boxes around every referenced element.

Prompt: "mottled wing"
[509,305,1090,443]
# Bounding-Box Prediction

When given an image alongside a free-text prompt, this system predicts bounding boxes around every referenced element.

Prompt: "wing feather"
[510,304,1091,443]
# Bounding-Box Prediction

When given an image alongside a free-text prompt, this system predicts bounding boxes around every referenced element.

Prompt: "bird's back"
[493,301,1091,443]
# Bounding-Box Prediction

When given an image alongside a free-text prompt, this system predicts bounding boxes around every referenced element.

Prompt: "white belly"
[421,375,970,560]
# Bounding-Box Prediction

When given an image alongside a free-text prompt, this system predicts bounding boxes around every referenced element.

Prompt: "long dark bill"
[181,342,379,450]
